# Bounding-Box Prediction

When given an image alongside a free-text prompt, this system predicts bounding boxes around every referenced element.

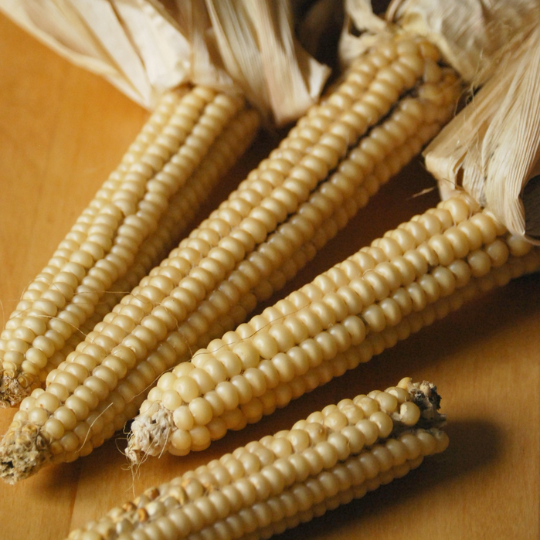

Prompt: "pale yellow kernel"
[189,425,211,450]
[485,239,510,267]
[252,333,279,360]
[375,392,398,414]
[507,235,532,257]
[215,350,242,378]
[355,419,379,445]
[363,270,391,301]
[417,430,437,455]
[323,411,348,431]
[399,401,421,426]
[35,392,60,413]
[418,274,441,303]
[268,437,293,459]
[54,406,78,431]
[470,213,498,244]
[172,406,194,431]
[468,250,492,277]
[385,386,409,403]
[189,397,213,425]
[353,396,376,415]
[232,342,260,369]
[244,367,268,397]
[28,407,49,426]
[287,429,310,453]
[60,432,80,453]
[429,234,455,266]
[157,372,177,391]
[373,444,395,472]
[231,375,253,404]
[240,398,263,423]
[314,440,338,469]
[216,381,239,410]
[444,227,470,259]
[171,429,192,451]
[272,354,295,383]
[327,432,350,462]
[174,376,200,402]
[162,390,183,411]
[173,362,195,377]
[268,324,295,353]
[43,417,65,440]
[358,452,380,479]
[369,411,393,438]
[65,395,90,421]
[434,430,450,453]
[362,304,386,333]
[458,220,483,250]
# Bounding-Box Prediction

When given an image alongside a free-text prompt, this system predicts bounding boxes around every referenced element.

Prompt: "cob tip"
[125,402,175,464]
[0,373,35,409]
[396,377,446,429]
[0,420,52,484]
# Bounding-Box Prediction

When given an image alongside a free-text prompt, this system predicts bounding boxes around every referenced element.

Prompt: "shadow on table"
[276,419,501,540]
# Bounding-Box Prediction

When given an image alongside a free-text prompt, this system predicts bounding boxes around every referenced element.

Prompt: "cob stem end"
[126,403,173,464]
[0,421,51,484]
[0,374,34,409]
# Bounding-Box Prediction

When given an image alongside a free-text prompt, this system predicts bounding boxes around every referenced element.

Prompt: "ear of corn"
[125,193,539,460]
[66,379,448,540]
[0,33,462,482]
[0,89,260,407]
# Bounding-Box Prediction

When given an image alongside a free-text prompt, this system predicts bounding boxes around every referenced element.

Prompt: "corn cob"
[66,379,447,540]
[126,193,539,460]
[0,33,461,482]
[0,88,259,407]
[5,104,260,411]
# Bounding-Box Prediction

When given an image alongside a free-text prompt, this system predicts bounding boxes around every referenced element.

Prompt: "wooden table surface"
[1,12,539,540]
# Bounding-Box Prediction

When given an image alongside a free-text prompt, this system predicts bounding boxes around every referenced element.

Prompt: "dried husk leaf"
[338,0,395,69]
[202,0,330,126]
[0,0,330,124]
[0,0,191,107]
[387,0,539,85]
[419,7,540,243]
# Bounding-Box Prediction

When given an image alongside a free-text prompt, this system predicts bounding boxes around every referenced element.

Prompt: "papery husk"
[202,0,330,126]
[0,0,330,125]
[338,0,395,68]
[387,0,539,86]
[411,3,540,243]
[340,0,540,243]
[0,0,191,108]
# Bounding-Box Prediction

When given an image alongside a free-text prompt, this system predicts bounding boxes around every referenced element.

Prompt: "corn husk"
[387,0,538,86]
[424,24,540,242]
[338,0,394,68]
[387,0,540,243]
[0,0,330,125]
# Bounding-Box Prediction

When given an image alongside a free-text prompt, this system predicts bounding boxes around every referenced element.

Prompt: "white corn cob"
[0,33,461,482]
[66,379,448,540]
[0,88,260,406]
[126,193,539,459]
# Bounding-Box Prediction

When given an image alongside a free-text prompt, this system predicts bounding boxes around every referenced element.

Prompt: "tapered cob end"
[395,377,446,429]
[125,402,175,463]
[71,379,448,539]
[0,373,35,409]
[0,421,51,484]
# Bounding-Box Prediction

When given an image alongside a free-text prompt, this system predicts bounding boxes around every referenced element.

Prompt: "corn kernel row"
[66,380,447,539]
[0,34,462,482]
[0,88,256,406]
[126,195,538,459]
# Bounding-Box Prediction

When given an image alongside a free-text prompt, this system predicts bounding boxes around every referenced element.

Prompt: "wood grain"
[0,11,539,540]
